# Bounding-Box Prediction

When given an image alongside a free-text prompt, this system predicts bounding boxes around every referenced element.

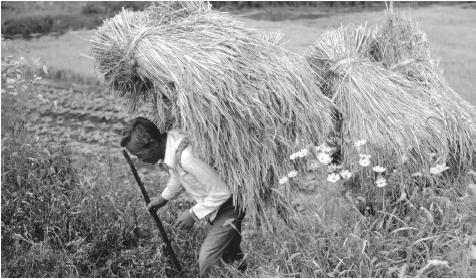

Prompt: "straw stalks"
[308,25,449,175]
[372,9,474,173]
[307,10,474,182]
[91,2,334,229]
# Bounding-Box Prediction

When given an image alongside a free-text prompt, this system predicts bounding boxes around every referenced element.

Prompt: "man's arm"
[148,171,183,211]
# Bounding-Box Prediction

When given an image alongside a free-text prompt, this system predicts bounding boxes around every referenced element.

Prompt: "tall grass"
[0,119,208,277]
[2,118,473,277]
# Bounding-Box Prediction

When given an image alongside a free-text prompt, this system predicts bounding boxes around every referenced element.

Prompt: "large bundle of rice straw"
[91,2,333,228]
[306,10,474,178]
[372,9,475,172]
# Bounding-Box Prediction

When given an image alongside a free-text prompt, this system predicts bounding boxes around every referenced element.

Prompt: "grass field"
[2,3,475,278]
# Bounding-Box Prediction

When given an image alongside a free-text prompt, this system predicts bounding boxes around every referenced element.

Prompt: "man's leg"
[198,202,245,276]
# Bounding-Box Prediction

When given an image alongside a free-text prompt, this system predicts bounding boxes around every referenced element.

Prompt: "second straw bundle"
[306,11,474,178]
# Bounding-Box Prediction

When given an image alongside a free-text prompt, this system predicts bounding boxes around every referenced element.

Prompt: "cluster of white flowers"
[326,169,353,183]
[280,139,415,188]
[289,148,309,160]
[279,176,289,184]
[278,169,299,184]
[287,170,298,178]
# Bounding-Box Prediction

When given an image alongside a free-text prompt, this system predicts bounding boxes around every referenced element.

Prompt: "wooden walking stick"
[122,149,182,272]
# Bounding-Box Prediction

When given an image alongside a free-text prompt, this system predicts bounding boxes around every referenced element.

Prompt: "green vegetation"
[2,116,474,277]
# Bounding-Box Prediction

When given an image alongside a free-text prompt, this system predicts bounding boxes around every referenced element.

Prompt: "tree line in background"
[0,1,470,38]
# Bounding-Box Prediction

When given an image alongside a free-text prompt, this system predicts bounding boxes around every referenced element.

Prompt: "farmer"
[120,117,245,276]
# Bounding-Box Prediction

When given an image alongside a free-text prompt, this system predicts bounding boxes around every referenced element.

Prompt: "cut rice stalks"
[372,9,474,175]
[91,2,334,230]
[307,25,453,177]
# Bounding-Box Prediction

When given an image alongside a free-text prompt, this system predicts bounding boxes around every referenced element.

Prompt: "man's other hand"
[147,196,168,212]
[174,210,195,230]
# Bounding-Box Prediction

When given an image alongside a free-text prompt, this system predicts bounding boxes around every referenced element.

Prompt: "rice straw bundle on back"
[372,9,474,173]
[91,2,334,228]
[306,25,450,175]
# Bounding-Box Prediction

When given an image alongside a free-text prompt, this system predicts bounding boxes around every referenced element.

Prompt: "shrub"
[2,14,54,37]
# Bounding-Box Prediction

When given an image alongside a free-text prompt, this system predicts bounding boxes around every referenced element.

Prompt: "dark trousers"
[198,198,245,276]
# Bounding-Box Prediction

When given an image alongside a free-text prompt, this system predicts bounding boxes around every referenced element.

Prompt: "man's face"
[126,136,161,164]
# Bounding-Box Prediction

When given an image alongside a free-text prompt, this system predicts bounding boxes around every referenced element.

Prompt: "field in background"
[2,3,476,278]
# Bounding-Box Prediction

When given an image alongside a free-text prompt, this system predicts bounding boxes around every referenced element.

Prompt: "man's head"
[121,117,166,164]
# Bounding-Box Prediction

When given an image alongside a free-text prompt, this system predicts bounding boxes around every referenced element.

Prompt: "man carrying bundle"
[120,117,245,276]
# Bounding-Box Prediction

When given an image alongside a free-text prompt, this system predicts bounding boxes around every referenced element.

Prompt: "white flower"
[279,177,289,184]
[327,164,342,172]
[430,164,449,175]
[287,170,298,178]
[354,139,367,147]
[317,152,333,164]
[359,158,371,167]
[319,154,333,165]
[297,148,309,158]
[375,176,387,188]
[327,173,341,183]
[339,169,352,179]
[372,166,387,173]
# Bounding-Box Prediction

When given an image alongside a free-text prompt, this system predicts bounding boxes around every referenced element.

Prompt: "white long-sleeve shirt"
[159,130,231,221]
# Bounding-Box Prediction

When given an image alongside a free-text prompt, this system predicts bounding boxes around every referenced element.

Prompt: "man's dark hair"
[120,117,162,148]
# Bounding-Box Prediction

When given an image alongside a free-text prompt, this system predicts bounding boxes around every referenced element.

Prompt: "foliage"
[0,119,210,277]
